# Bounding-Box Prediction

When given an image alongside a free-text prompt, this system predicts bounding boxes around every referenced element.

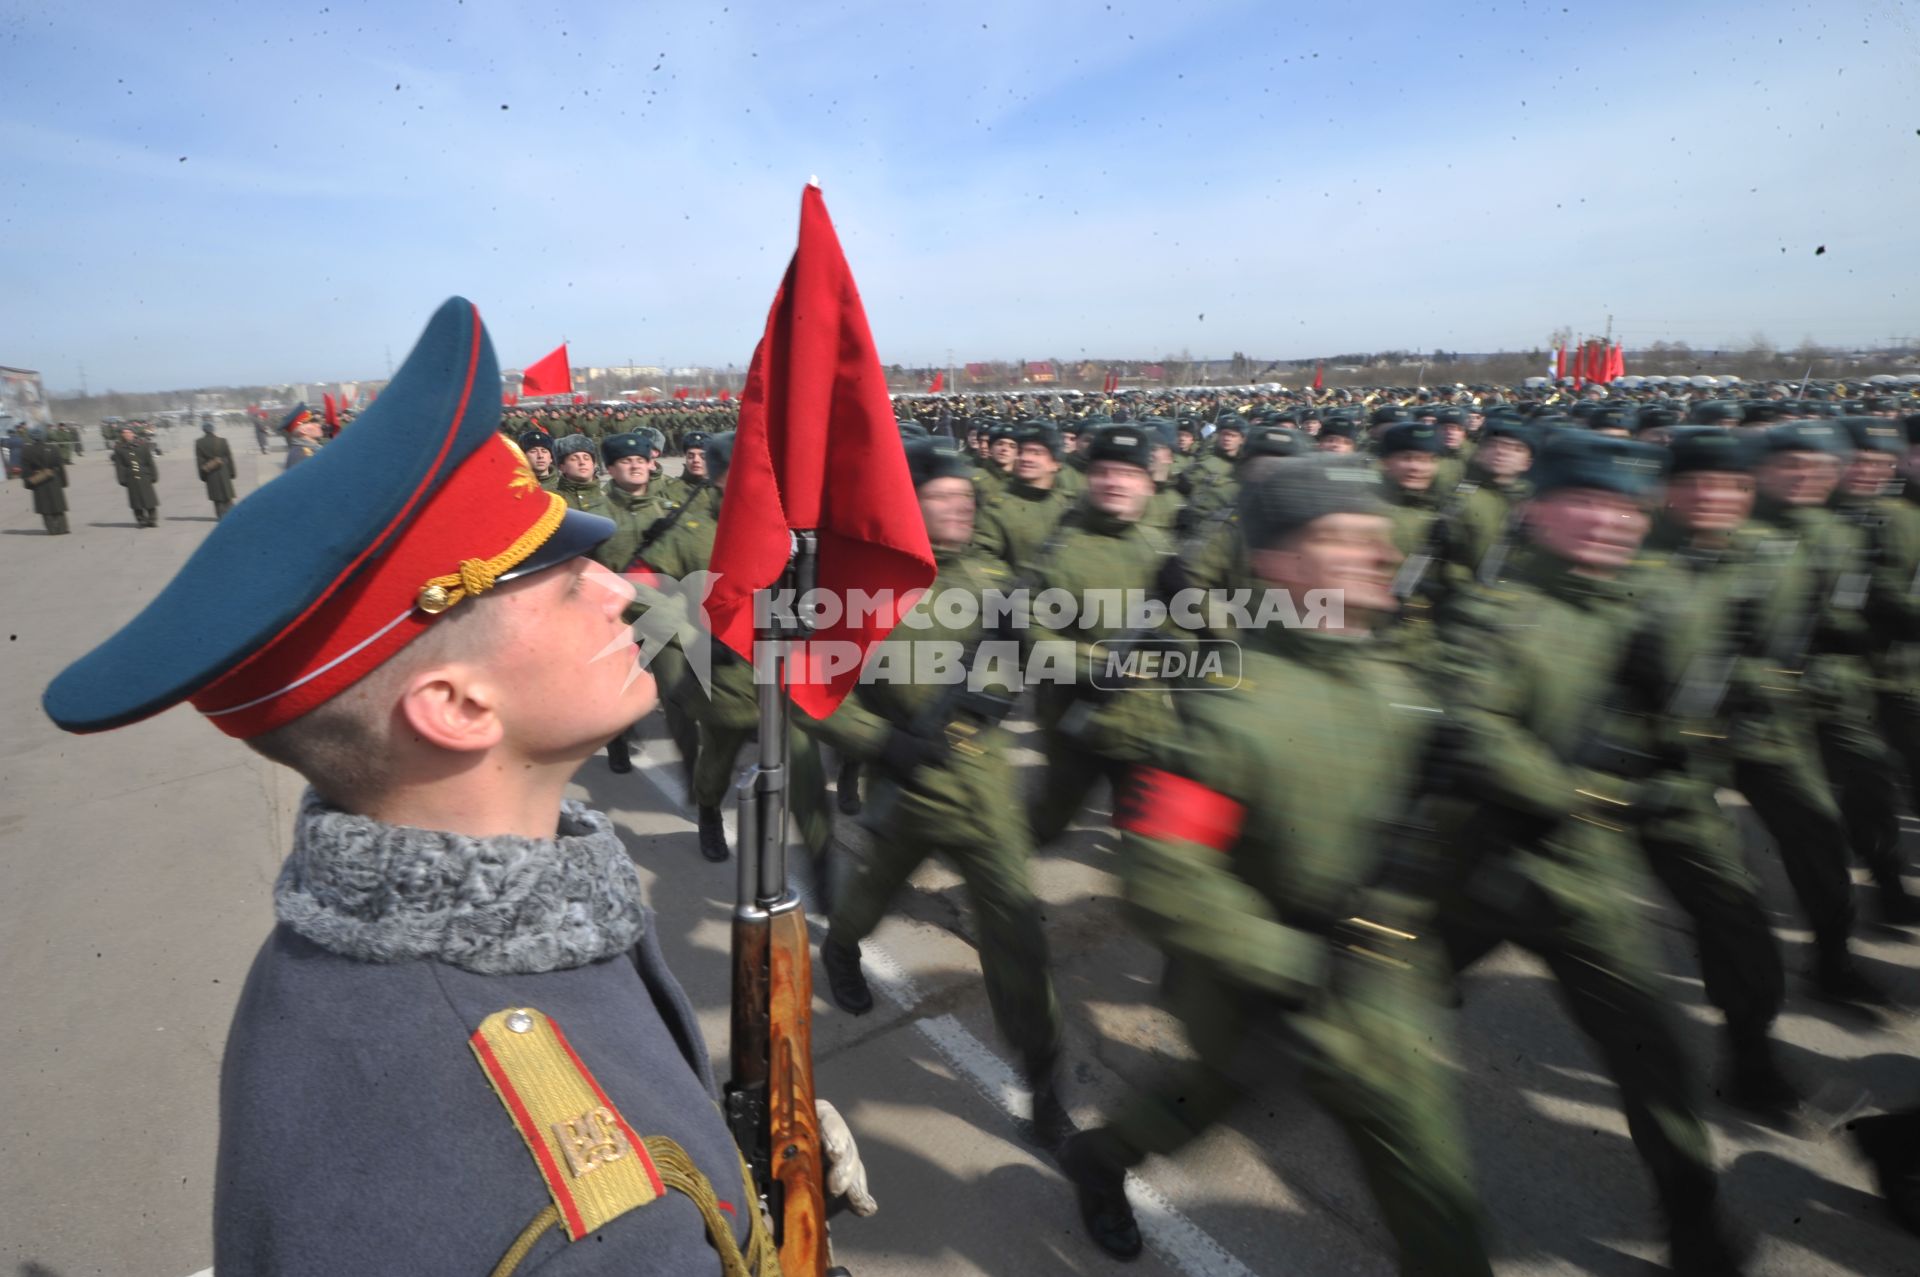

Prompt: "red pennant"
[929,370,945,394]
[520,342,572,398]
[704,185,937,718]
[1312,363,1324,392]
[721,387,733,401]
[322,392,339,436]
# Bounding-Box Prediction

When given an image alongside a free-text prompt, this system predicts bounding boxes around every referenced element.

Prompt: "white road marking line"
[630,737,1263,1277]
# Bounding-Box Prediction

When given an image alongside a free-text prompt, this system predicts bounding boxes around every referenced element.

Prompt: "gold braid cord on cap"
[417,490,567,614]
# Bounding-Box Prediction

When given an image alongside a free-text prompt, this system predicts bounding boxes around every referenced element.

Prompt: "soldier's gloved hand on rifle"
[878,725,949,777]
[816,1099,878,1217]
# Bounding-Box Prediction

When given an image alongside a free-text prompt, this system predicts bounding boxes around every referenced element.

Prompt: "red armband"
[1116,767,1245,851]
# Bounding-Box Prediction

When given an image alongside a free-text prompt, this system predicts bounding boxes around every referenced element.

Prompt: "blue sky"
[3,0,1916,390]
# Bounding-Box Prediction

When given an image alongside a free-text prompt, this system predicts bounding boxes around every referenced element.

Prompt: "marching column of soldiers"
[551,379,1920,1275]
[19,373,1920,1271]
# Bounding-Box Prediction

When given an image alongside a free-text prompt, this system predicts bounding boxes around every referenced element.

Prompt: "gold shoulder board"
[470,1007,664,1240]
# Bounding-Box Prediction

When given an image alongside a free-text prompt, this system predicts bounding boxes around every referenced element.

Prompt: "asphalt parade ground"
[2,423,1917,1276]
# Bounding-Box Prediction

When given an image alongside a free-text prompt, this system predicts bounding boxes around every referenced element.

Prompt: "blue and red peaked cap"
[279,403,315,433]
[45,298,614,738]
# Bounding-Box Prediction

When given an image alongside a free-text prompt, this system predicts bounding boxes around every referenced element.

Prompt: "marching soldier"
[112,425,160,528]
[1026,424,1177,848]
[1059,456,1493,1275]
[517,427,561,491]
[806,436,1075,1149]
[1634,427,1800,1112]
[594,429,682,777]
[196,419,238,520]
[1737,422,1901,995]
[972,420,1073,572]
[19,425,70,534]
[552,435,613,518]
[1432,432,1746,1272]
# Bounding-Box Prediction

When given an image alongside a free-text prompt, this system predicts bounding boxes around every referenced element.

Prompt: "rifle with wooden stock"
[725,529,837,1277]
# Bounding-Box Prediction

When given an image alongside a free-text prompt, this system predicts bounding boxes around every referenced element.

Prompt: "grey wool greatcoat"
[20,440,67,515]
[112,437,160,511]
[214,793,758,1275]
[196,433,237,505]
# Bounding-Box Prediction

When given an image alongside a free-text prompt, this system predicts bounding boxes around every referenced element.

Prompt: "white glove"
[815,1098,878,1216]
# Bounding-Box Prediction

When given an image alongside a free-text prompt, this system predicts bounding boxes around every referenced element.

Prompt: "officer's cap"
[1378,421,1443,456]
[44,298,612,738]
[1528,432,1668,499]
[1087,424,1154,471]
[1759,420,1850,458]
[279,403,315,434]
[1839,416,1904,457]
[1239,456,1387,550]
[1664,427,1754,475]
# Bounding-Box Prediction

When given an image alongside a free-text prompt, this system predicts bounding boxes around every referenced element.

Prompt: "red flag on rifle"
[704,184,937,718]
[520,343,572,398]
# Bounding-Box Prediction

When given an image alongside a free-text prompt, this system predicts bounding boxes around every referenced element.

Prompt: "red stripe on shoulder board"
[471,1028,587,1239]
[1116,767,1245,851]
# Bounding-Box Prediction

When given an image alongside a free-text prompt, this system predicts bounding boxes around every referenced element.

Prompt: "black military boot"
[1721,1024,1802,1118]
[822,939,874,1015]
[1850,1110,1920,1236]
[1026,1063,1077,1150]
[1057,1130,1143,1260]
[835,757,862,815]
[1811,936,1893,1009]
[697,806,730,863]
[606,734,633,775]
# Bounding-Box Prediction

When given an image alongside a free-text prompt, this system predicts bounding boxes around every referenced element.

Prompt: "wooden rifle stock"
[727,529,831,1276]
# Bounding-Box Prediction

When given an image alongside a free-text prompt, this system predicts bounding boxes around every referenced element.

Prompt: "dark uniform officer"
[112,425,160,527]
[1059,456,1493,1275]
[1433,432,1744,1273]
[20,425,71,534]
[806,436,1073,1147]
[42,298,794,1277]
[282,403,326,470]
[196,419,238,519]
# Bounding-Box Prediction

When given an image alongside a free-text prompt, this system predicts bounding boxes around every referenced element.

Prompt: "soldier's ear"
[397,663,504,754]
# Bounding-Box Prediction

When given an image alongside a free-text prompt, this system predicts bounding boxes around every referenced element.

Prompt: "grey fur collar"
[275,789,645,975]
